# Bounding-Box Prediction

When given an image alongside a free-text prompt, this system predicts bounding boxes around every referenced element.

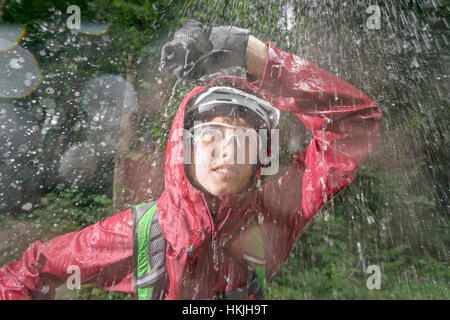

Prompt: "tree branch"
[0,0,8,21]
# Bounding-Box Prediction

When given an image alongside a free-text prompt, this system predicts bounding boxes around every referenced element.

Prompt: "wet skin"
[189,116,255,196]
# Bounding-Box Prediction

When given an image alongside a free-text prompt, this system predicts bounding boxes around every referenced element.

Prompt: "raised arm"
[246,35,268,78]
[246,37,382,277]
[0,210,134,299]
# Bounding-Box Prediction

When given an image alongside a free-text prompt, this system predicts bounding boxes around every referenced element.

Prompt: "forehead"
[208,116,252,128]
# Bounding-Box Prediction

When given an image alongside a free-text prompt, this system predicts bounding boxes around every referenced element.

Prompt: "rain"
[0,0,448,301]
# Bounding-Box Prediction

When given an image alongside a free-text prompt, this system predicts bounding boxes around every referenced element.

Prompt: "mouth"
[211,164,240,177]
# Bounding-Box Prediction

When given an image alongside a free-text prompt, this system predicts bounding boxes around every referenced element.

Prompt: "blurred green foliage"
[31,190,113,232]
[268,168,449,299]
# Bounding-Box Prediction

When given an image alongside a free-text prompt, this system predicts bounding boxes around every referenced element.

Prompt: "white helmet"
[185,86,280,132]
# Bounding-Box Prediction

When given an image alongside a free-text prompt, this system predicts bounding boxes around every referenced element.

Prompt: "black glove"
[160,20,250,79]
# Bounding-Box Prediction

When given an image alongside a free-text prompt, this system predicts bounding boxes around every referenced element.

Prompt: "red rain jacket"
[0,43,382,300]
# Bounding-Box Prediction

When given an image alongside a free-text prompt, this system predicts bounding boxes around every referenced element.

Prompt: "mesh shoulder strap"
[132,200,168,300]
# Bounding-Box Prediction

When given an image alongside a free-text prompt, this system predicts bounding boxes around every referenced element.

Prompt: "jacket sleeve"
[0,209,134,300]
[252,43,382,278]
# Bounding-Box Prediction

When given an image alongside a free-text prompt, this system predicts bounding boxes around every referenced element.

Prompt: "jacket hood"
[156,76,266,299]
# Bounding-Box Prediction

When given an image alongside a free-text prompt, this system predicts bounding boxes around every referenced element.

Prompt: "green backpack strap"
[132,201,266,300]
[132,200,167,300]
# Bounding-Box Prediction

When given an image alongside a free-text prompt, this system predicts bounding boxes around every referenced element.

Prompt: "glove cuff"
[209,26,250,68]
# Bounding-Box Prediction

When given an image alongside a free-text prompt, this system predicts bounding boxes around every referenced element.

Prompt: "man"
[0,21,382,300]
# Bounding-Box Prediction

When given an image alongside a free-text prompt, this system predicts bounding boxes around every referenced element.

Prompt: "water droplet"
[40,285,50,294]
[51,115,59,125]
[257,212,264,224]
[9,57,24,69]
[21,202,32,211]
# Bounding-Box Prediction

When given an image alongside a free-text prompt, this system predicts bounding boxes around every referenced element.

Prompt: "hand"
[160,20,250,79]
[159,20,212,78]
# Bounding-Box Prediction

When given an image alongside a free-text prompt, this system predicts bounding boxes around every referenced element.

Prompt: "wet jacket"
[0,43,382,300]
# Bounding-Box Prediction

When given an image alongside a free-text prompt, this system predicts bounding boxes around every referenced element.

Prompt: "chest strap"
[133,201,267,300]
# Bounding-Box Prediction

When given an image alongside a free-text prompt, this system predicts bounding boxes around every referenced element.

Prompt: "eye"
[201,129,217,143]
[201,126,224,140]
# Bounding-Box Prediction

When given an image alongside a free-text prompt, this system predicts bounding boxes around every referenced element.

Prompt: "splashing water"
[0,0,447,300]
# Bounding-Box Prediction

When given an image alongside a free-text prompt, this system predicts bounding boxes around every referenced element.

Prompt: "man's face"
[189,116,255,196]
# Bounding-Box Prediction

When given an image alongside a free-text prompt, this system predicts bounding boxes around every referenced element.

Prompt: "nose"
[218,135,237,164]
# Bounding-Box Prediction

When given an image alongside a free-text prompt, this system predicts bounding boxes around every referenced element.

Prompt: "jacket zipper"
[187,229,202,255]
[200,194,219,269]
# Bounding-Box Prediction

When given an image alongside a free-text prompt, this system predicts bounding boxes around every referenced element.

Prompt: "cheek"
[194,162,205,181]
[193,147,211,180]
[241,165,253,182]
[194,144,216,166]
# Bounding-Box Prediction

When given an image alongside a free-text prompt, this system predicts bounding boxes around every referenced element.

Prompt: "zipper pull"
[213,238,219,271]
[187,229,202,256]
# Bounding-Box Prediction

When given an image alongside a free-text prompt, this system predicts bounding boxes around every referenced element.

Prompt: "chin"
[208,184,243,196]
